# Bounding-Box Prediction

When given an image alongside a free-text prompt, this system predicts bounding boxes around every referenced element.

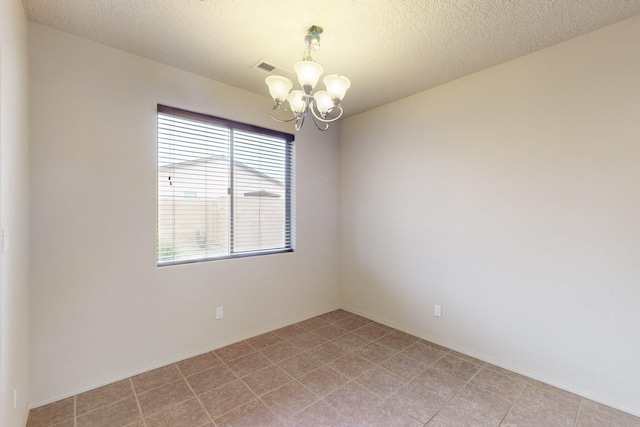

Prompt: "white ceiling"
[23,0,640,117]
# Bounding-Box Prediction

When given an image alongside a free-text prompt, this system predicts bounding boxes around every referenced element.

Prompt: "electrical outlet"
[216,306,223,320]
[434,305,442,318]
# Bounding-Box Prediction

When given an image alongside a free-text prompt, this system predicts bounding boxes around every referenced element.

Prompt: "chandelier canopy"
[265,26,350,131]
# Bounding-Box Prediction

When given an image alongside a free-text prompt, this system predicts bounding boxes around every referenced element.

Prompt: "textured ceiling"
[23,0,640,117]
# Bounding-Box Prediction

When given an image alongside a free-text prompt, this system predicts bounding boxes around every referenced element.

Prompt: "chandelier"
[265,26,351,131]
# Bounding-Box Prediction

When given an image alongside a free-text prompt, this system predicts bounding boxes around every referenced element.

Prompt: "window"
[157,105,294,266]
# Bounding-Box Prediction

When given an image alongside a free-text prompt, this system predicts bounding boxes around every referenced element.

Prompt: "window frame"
[157,104,295,266]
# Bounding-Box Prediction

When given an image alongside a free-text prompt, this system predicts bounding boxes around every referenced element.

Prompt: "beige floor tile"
[329,352,375,378]
[527,378,581,402]
[47,419,75,427]
[409,368,467,400]
[184,364,237,395]
[447,350,486,366]
[261,341,303,363]
[175,351,221,377]
[381,351,430,380]
[513,383,580,424]
[352,323,394,340]
[76,379,134,415]
[376,331,419,351]
[313,324,349,340]
[245,332,284,350]
[285,399,350,427]
[241,364,293,396]
[143,398,210,427]
[448,384,511,423]
[225,351,272,377]
[467,365,526,402]
[431,353,483,382]
[277,352,324,378]
[26,397,74,427]
[198,379,255,419]
[214,399,283,427]
[213,341,254,363]
[333,315,371,331]
[317,309,352,323]
[483,364,528,382]
[356,365,406,398]
[402,341,447,365]
[136,378,194,417]
[131,364,182,394]
[352,403,424,427]
[76,396,141,427]
[262,381,318,419]
[272,324,307,340]
[576,399,640,427]
[331,332,371,351]
[298,365,350,397]
[310,341,347,363]
[355,341,398,364]
[324,381,383,416]
[375,334,411,351]
[419,339,450,352]
[297,316,331,331]
[427,404,497,426]
[286,331,327,351]
[387,385,446,423]
[502,403,571,427]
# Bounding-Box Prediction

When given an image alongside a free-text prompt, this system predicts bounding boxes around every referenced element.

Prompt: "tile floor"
[27,309,640,427]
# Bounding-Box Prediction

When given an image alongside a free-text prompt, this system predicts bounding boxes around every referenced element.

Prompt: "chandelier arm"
[310,113,329,131]
[294,114,305,131]
[308,100,327,123]
[269,104,299,123]
[326,105,344,122]
[309,103,344,123]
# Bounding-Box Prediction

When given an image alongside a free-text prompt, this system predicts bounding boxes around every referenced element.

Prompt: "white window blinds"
[157,105,294,266]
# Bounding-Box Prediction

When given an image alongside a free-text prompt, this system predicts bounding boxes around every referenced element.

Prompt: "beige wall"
[340,15,640,416]
[0,0,30,426]
[28,23,340,405]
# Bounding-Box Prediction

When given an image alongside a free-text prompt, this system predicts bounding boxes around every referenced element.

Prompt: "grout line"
[73,395,77,427]
[573,397,585,427]
[128,378,147,427]
[231,356,296,426]
[179,364,219,427]
[499,376,528,426]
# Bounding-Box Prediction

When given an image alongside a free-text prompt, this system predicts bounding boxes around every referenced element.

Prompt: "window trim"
[157,105,295,266]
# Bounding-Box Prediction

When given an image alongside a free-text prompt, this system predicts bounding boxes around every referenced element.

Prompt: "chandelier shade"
[294,61,324,93]
[324,75,351,102]
[265,75,293,103]
[286,90,306,114]
[265,26,350,131]
[313,91,333,115]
